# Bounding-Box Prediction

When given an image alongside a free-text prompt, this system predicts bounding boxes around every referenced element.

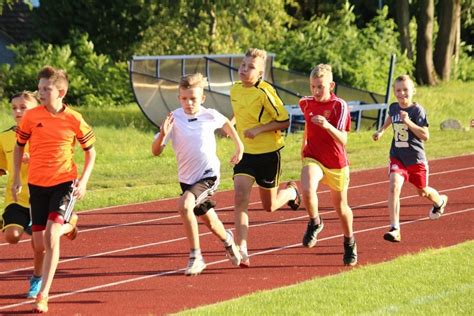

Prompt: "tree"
[416,0,437,85]
[434,0,461,80]
[395,0,413,59]
[32,0,156,61]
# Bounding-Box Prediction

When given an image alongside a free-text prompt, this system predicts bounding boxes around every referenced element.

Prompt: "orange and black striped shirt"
[16,105,96,187]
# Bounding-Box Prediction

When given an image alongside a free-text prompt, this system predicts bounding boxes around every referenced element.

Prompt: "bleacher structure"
[129,53,395,132]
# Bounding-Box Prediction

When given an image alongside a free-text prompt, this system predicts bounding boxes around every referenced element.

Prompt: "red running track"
[1,154,473,315]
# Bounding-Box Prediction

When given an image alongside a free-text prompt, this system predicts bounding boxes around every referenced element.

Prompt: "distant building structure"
[0,1,34,64]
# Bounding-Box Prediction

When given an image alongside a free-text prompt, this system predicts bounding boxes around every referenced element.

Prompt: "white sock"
[240,245,248,255]
[391,223,400,230]
[223,231,233,247]
[190,248,202,258]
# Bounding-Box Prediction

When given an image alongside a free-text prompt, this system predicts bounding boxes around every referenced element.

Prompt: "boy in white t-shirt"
[152,73,244,276]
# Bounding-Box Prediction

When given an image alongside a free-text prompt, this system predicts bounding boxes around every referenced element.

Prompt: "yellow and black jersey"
[0,127,30,210]
[230,80,289,154]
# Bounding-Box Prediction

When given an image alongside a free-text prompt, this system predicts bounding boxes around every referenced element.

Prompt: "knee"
[417,188,428,197]
[234,191,249,206]
[5,231,21,244]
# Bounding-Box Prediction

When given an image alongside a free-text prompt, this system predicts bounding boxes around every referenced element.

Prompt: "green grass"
[177,241,474,315]
[0,80,472,314]
[0,80,473,210]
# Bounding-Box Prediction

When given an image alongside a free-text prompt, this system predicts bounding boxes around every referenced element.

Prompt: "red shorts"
[389,158,428,189]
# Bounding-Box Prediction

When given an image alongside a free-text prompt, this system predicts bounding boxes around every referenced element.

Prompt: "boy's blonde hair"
[179,73,207,90]
[245,48,267,63]
[37,66,69,89]
[310,64,333,81]
[394,74,415,88]
[10,91,39,104]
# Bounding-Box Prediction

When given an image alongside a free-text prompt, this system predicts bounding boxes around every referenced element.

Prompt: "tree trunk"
[434,0,461,81]
[415,0,437,85]
[395,0,413,59]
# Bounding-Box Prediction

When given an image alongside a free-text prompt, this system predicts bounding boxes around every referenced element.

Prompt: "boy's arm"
[400,111,429,141]
[243,120,290,139]
[11,144,25,201]
[301,124,308,160]
[74,147,96,200]
[311,115,348,145]
[372,116,393,141]
[152,113,174,156]
[221,119,244,165]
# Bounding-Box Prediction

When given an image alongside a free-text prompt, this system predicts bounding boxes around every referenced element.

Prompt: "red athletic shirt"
[299,94,350,169]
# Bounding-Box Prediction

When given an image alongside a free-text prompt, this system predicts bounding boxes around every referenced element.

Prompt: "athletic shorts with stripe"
[233,151,281,189]
[28,181,75,232]
[180,176,218,216]
[1,203,30,232]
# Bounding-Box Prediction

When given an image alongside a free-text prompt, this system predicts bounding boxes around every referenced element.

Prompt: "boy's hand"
[243,127,259,139]
[161,112,174,135]
[400,111,410,124]
[73,179,87,200]
[311,115,330,129]
[229,148,243,165]
[372,131,383,141]
[11,178,22,202]
[22,153,30,164]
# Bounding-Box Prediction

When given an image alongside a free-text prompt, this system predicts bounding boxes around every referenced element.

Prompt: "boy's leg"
[301,164,324,248]
[259,185,297,213]
[388,173,405,229]
[28,234,44,299]
[37,220,63,298]
[201,209,241,266]
[330,188,357,266]
[178,192,200,251]
[4,226,24,244]
[234,175,254,267]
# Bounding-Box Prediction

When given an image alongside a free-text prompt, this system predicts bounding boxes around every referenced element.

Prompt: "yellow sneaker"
[33,293,48,313]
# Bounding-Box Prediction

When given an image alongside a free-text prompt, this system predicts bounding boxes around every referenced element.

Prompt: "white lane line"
[1,207,472,312]
[2,166,472,247]
[1,184,473,276]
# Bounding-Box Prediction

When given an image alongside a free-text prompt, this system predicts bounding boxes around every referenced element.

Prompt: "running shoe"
[224,230,241,266]
[184,256,206,276]
[64,213,79,241]
[33,293,48,313]
[27,275,42,299]
[302,218,324,248]
[383,227,401,242]
[239,250,250,268]
[343,240,358,266]
[429,195,448,220]
[286,181,301,210]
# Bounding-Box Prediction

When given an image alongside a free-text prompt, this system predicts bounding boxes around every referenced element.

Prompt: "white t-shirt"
[158,107,227,185]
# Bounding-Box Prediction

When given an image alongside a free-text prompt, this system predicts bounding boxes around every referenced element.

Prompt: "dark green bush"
[0,32,133,106]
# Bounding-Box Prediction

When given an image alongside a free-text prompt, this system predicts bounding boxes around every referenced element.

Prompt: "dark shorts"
[28,181,75,231]
[233,151,281,189]
[1,203,30,232]
[180,177,218,216]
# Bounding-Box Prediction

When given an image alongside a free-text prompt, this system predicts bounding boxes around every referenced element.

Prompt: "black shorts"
[233,151,282,189]
[180,177,218,216]
[1,203,30,231]
[28,181,75,230]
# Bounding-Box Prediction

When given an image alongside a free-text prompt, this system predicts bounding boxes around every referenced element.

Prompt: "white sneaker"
[383,228,401,242]
[184,256,206,276]
[224,230,241,266]
[429,195,448,220]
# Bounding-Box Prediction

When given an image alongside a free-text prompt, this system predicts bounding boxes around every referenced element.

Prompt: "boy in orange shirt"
[12,66,96,313]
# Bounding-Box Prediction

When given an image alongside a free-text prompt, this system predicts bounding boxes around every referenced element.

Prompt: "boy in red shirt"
[298,64,357,266]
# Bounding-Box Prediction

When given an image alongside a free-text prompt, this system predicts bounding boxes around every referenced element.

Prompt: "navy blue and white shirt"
[389,102,428,166]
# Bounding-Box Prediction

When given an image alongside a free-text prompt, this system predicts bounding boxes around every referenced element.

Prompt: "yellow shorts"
[303,157,350,192]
